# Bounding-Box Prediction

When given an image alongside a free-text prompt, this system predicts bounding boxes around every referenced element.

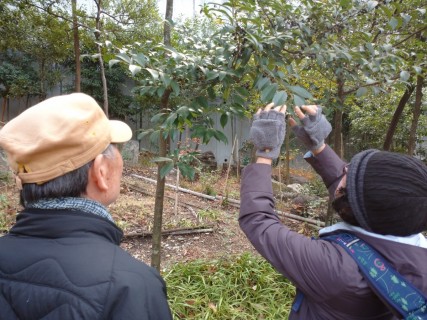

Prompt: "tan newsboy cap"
[0,93,132,184]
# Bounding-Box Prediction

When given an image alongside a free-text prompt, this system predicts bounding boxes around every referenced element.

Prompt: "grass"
[164,253,295,319]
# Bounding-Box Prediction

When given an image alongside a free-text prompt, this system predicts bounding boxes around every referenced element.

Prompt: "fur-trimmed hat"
[347,149,427,236]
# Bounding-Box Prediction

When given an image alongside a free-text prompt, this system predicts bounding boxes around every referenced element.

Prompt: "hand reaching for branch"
[289,105,331,154]
[249,103,287,160]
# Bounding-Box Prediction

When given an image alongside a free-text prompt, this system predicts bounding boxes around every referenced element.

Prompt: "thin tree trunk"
[95,0,108,116]
[163,0,173,46]
[39,59,47,101]
[333,76,345,157]
[383,84,415,151]
[408,76,424,155]
[1,97,7,122]
[72,0,81,92]
[151,0,173,271]
[284,116,291,185]
[151,90,172,271]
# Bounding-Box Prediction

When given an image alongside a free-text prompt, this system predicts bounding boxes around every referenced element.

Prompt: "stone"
[121,140,140,165]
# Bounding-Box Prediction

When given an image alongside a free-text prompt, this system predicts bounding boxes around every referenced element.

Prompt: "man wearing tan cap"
[0,93,172,319]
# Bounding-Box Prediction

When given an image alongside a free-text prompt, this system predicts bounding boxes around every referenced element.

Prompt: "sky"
[82,0,217,19]
[157,0,214,18]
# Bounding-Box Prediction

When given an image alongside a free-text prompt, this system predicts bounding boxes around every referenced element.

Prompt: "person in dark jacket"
[0,93,173,320]
[239,103,427,319]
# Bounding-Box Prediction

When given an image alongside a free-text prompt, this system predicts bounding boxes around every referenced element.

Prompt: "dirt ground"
[0,161,319,271]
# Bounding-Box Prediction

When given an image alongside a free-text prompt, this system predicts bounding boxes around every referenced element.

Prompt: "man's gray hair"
[20,144,116,206]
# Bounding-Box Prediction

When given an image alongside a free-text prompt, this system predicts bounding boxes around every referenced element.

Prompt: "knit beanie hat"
[347,149,427,236]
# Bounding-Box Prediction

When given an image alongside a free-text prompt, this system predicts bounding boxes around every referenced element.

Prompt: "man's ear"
[87,154,109,192]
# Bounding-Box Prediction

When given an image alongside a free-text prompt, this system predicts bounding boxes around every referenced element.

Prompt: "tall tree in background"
[72,0,81,92]
[94,0,109,116]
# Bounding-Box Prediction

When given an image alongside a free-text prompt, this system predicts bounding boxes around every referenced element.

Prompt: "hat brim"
[110,120,132,143]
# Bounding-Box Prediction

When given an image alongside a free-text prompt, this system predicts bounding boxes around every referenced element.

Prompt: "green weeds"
[164,253,295,319]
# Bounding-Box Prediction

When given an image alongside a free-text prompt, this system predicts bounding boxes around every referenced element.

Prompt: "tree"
[0,54,39,121]
[72,0,81,92]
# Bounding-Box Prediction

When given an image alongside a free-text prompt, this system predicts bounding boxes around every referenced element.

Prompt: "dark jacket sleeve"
[238,163,358,302]
[304,144,348,198]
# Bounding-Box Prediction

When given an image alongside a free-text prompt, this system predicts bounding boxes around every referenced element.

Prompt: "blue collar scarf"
[26,197,114,223]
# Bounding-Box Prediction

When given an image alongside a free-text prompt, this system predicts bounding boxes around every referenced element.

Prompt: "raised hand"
[249,103,287,160]
[289,105,331,152]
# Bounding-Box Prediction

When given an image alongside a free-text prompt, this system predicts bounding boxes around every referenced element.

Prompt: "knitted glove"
[249,109,286,159]
[291,106,332,151]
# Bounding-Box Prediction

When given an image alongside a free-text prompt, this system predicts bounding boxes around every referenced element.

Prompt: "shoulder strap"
[322,232,427,320]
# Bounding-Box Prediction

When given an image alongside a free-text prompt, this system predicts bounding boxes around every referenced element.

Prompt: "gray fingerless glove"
[249,109,286,159]
[291,106,332,151]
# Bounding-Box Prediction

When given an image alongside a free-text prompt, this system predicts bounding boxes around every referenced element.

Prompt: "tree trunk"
[383,84,415,151]
[72,0,81,92]
[407,76,424,155]
[95,0,108,116]
[151,0,174,272]
[1,96,7,122]
[333,76,345,157]
[163,0,173,46]
[39,59,47,101]
[151,89,172,271]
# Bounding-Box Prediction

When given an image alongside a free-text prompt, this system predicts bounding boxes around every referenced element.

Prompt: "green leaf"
[129,64,142,76]
[389,17,398,30]
[219,71,227,81]
[176,106,189,118]
[108,59,120,68]
[260,84,278,103]
[367,1,378,11]
[170,80,180,95]
[256,77,270,90]
[232,93,246,106]
[149,130,160,145]
[356,87,368,97]
[161,74,172,87]
[151,113,167,124]
[293,95,305,106]
[400,71,410,82]
[413,66,422,74]
[160,162,174,179]
[206,70,219,81]
[165,113,178,126]
[116,53,131,64]
[289,86,313,99]
[220,113,228,128]
[145,68,159,80]
[195,96,208,108]
[137,129,153,140]
[235,86,250,97]
[133,53,147,66]
[272,91,288,106]
[213,130,228,144]
[177,162,195,180]
[157,87,165,98]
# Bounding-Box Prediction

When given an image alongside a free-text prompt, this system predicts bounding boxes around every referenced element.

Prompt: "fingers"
[294,105,318,119]
[274,104,287,114]
[264,102,275,112]
[294,106,305,119]
[300,105,318,115]
[288,117,297,127]
[257,103,287,115]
